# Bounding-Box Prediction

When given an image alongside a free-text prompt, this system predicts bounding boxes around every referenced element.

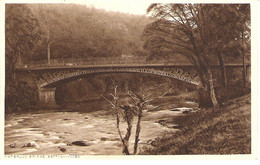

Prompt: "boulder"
[9,143,16,148]
[59,147,66,152]
[21,142,36,148]
[72,141,90,146]
[100,137,109,141]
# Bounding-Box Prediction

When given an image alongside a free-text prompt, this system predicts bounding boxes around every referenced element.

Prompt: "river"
[5,98,198,155]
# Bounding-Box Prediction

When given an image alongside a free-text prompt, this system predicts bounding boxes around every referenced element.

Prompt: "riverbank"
[140,94,251,154]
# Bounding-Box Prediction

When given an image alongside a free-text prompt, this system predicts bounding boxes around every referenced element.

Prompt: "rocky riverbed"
[5,108,190,155]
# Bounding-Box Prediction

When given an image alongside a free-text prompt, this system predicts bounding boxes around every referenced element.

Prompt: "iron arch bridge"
[39,67,200,88]
[15,57,250,108]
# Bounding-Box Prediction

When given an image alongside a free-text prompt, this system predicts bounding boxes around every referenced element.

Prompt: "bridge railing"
[18,57,191,68]
[27,56,147,63]
[16,57,250,69]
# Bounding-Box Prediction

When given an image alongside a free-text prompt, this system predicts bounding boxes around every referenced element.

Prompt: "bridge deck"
[16,63,250,70]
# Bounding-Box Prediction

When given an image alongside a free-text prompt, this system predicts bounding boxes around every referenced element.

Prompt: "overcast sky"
[58,0,244,15]
[67,0,157,15]
[5,0,248,15]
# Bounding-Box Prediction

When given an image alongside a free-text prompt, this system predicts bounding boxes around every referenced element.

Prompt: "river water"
[5,99,197,155]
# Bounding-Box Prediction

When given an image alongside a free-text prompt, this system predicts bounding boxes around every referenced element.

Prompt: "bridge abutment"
[38,87,59,108]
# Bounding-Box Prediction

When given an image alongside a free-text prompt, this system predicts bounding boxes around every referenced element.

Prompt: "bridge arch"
[38,68,200,107]
[40,68,200,88]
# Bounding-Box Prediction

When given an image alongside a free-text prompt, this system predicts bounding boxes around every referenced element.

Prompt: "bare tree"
[103,79,173,155]
[102,81,131,155]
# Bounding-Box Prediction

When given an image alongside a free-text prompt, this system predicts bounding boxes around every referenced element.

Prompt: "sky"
[42,0,252,15]
[67,0,156,15]
[2,0,165,15]
[3,0,253,15]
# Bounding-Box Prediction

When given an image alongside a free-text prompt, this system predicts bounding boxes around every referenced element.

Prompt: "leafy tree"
[143,4,250,107]
[5,4,43,112]
[196,4,250,87]
[5,4,43,81]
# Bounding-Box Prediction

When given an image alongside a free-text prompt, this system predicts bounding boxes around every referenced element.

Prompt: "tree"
[102,78,173,155]
[102,81,134,155]
[197,4,250,87]
[143,4,250,107]
[5,4,43,112]
[5,4,43,81]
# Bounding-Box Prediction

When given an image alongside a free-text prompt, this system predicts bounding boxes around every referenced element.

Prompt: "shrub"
[215,87,251,103]
[5,81,38,113]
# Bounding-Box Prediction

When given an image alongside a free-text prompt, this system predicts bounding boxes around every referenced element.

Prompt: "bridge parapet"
[16,57,194,69]
[16,58,250,70]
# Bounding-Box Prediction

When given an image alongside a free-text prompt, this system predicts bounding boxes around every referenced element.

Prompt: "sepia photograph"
[1,0,257,158]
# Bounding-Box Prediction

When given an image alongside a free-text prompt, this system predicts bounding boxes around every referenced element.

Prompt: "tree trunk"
[123,118,132,155]
[196,64,213,108]
[206,68,219,108]
[216,51,227,87]
[241,28,246,87]
[12,64,16,81]
[133,110,142,154]
[122,140,130,155]
[242,53,247,87]
[47,41,53,64]
[198,86,212,108]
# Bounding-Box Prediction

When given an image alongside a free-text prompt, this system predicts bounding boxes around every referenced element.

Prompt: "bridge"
[15,57,251,108]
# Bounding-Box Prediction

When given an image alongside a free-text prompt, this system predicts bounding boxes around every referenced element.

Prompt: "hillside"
[140,94,251,154]
[27,4,152,61]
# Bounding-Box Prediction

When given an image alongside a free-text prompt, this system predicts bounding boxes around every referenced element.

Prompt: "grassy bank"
[140,94,251,155]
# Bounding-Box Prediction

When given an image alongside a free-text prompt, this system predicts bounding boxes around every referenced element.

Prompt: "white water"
[5,109,184,155]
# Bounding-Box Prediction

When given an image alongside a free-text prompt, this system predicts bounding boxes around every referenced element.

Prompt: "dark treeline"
[28,4,151,61]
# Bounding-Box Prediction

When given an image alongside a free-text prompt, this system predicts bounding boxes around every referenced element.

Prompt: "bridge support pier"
[38,87,59,109]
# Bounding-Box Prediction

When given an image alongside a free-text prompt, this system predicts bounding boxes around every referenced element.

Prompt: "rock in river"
[72,141,90,146]
[59,147,66,152]
[101,137,109,141]
[21,142,36,148]
[9,143,16,148]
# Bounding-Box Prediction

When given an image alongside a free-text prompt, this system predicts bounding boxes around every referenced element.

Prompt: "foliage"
[5,81,38,113]
[143,4,250,107]
[28,4,151,61]
[5,4,43,80]
[5,4,43,113]
[144,4,250,62]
